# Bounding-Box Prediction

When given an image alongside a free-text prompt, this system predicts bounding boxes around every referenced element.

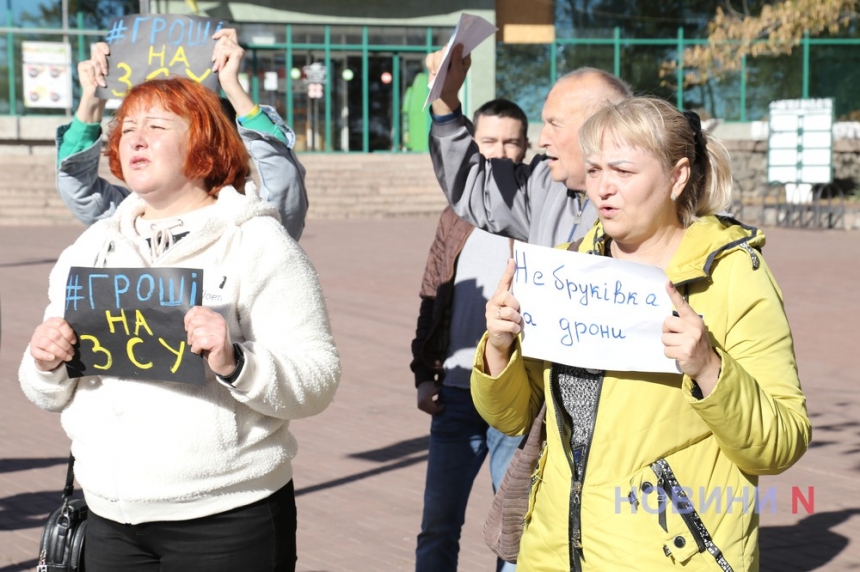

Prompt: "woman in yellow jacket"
[473,97,811,571]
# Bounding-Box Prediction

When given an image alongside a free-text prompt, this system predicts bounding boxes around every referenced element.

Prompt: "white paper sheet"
[423,13,497,110]
[511,241,680,374]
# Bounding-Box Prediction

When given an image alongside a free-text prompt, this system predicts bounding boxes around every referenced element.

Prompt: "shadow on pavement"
[294,435,431,497]
[0,558,37,572]
[0,457,66,474]
[348,435,429,462]
[760,508,860,571]
[296,454,428,498]
[0,490,83,532]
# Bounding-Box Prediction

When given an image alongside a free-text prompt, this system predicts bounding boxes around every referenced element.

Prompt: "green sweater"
[58,105,285,165]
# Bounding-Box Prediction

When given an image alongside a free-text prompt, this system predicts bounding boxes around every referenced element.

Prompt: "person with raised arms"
[425,45,630,247]
[412,98,530,572]
[56,28,308,240]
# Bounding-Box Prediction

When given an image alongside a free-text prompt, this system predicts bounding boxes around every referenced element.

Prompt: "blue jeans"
[416,386,520,572]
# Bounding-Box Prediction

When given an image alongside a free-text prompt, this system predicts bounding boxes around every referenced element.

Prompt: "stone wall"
[724,139,860,202]
[1,128,858,227]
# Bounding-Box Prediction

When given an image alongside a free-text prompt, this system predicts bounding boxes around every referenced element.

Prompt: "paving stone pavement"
[0,219,858,572]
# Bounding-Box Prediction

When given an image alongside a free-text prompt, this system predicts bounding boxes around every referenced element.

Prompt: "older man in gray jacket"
[425,44,631,246]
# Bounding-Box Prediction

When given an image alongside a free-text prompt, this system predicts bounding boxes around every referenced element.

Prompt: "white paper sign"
[512,241,679,373]
[423,13,497,110]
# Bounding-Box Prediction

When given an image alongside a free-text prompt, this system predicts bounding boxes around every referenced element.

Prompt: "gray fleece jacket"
[429,112,597,247]
[56,105,308,241]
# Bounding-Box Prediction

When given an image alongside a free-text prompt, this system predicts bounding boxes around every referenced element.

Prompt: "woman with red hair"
[20,76,340,572]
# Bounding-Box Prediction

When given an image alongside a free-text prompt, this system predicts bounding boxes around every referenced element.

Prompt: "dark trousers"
[84,480,297,572]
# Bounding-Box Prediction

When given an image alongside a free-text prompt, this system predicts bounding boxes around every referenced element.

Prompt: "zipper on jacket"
[737,242,760,270]
[549,364,603,572]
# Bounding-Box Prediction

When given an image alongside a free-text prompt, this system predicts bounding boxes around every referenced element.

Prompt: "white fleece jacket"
[19,187,340,525]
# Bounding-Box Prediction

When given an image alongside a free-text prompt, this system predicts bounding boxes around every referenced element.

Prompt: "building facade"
[1,0,859,152]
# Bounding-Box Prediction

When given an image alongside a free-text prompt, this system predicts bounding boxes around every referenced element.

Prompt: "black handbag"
[37,454,87,572]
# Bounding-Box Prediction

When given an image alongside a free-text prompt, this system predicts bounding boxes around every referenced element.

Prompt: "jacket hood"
[92,185,280,267]
[582,215,766,285]
[112,184,279,227]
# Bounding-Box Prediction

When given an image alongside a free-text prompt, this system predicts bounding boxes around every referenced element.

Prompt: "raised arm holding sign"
[56,21,309,240]
[95,15,226,99]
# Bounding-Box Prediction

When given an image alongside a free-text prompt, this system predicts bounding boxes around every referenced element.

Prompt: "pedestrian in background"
[412,98,530,572]
[426,45,631,247]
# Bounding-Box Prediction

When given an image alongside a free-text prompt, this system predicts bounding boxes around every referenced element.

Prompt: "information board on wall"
[22,41,73,109]
[767,98,834,185]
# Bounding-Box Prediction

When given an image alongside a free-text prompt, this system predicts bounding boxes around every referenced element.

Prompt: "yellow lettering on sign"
[146,68,170,80]
[80,335,112,370]
[159,338,186,373]
[148,45,166,67]
[185,67,211,83]
[169,46,189,67]
[134,310,154,337]
[105,309,130,336]
[127,338,153,369]
[111,62,133,97]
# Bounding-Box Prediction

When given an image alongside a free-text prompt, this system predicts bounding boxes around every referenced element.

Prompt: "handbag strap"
[62,453,75,501]
[522,403,547,454]
[651,458,734,572]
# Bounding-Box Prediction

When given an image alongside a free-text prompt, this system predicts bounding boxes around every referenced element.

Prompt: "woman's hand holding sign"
[75,42,110,123]
[485,259,523,376]
[211,28,255,117]
[662,281,721,397]
[30,317,77,372]
[184,307,237,378]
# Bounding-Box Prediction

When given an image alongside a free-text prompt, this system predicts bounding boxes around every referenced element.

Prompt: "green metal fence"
[246,25,445,152]
[3,18,860,151]
[550,28,860,122]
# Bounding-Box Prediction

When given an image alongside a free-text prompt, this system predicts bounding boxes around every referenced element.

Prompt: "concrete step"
[0,180,57,190]
[309,201,442,211]
[309,193,445,205]
[0,202,78,217]
[0,215,81,226]
[308,194,447,218]
[0,189,61,205]
[0,208,80,225]
[0,153,449,225]
[304,183,441,197]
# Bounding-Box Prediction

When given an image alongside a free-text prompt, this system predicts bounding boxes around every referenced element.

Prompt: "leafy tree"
[662,0,860,87]
[496,43,552,121]
[552,1,745,114]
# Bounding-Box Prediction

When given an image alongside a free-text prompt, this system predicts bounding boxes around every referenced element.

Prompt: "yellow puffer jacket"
[471,216,811,571]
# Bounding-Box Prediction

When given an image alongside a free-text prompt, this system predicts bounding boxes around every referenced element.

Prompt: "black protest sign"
[63,266,206,385]
[96,14,227,99]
